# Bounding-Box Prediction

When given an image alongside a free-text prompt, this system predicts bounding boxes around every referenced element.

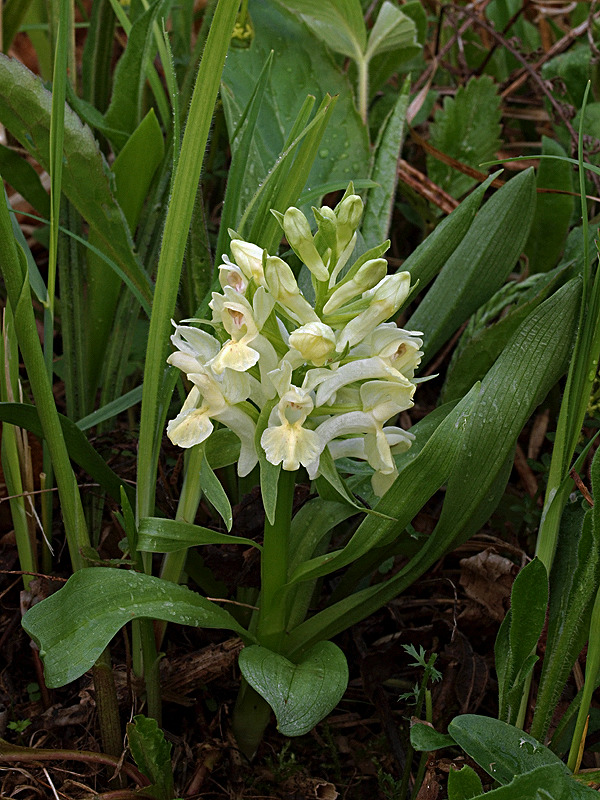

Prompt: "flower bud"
[335,194,363,251]
[289,322,336,366]
[230,239,266,285]
[265,256,319,325]
[323,258,388,314]
[283,207,329,282]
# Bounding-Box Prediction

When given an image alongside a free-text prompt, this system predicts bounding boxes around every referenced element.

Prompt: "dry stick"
[454,4,598,180]
[0,745,149,787]
[475,0,533,77]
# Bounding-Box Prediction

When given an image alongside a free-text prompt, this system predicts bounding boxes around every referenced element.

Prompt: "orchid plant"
[166,186,422,498]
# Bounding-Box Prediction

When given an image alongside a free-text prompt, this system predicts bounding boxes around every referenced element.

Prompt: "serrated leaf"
[221,0,369,216]
[428,76,502,198]
[238,641,348,736]
[127,715,173,800]
[0,54,153,313]
[275,0,366,60]
[22,568,252,687]
[447,764,484,800]
[410,722,455,751]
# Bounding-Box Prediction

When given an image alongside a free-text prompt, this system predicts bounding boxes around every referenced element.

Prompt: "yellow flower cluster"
[166,187,423,495]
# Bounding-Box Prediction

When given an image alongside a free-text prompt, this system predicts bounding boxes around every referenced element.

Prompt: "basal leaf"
[221,0,369,215]
[274,0,366,61]
[448,715,565,785]
[496,558,548,725]
[126,715,173,800]
[407,169,536,364]
[447,764,484,800]
[238,641,348,736]
[22,568,252,687]
[428,76,502,198]
[362,77,410,249]
[524,137,574,274]
[0,55,153,313]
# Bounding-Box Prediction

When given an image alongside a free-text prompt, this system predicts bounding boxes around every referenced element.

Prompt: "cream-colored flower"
[166,323,220,376]
[352,323,423,379]
[218,255,248,294]
[209,287,273,374]
[334,272,411,351]
[167,371,258,475]
[323,258,388,314]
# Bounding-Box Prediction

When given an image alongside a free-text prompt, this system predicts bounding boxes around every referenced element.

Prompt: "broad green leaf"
[0,401,133,505]
[402,172,498,300]
[448,715,565,785]
[495,558,548,725]
[469,764,597,799]
[221,0,369,216]
[104,0,170,147]
[87,109,164,395]
[447,764,483,800]
[362,77,410,249]
[442,266,571,402]
[199,448,233,531]
[0,55,153,314]
[365,1,418,61]
[0,144,50,217]
[436,278,580,553]
[137,517,261,553]
[410,722,455,751]
[287,386,479,586]
[408,169,536,365]
[238,641,348,736]
[22,568,252,687]
[275,0,366,61]
[524,137,574,274]
[285,278,581,657]
[288,499,357,573]
[428,76,502,198]
[532,502,599,742]
[215,51,273,263]
[126,715,173,800]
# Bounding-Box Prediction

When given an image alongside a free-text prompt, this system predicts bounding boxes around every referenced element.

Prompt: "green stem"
[356,55,369,126]
[568,588,600,771]
[256,468,296,652]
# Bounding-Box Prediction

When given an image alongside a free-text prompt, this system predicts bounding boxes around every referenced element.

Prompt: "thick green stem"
[256,469,296,652]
